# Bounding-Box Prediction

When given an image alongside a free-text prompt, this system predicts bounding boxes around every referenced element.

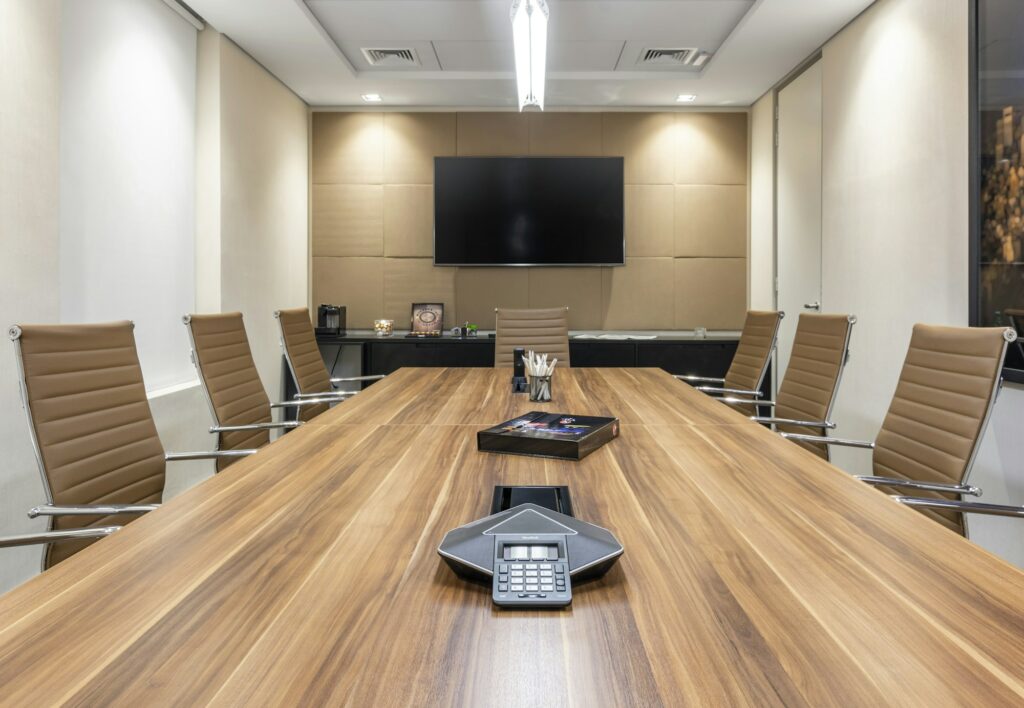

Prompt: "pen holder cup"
[528,375,553,402]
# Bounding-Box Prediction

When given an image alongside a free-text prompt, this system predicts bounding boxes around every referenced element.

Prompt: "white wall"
[59,0,198,390]
[0,0,62,593]
[820,0,969,469]
[817,0,1024,565]
[748,91,775,311]
[199,31,309,400]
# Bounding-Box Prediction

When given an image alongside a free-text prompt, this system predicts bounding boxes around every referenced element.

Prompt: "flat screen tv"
[433,156,624,266]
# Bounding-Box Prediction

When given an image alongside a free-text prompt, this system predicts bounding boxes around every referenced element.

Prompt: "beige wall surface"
[748,92,775,312]
[0,0,62,593]
[311,111,749,331]
[198,31,309,400]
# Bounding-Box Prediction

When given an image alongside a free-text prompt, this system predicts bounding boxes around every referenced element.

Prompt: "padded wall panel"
[528,268,602,330]
[312,256,384,328]
[674,185,747,257]
[625,185,673,257]
[312,184,383,257]
[312,112,383,184]
[675,113,748,185]
[384,185,433,257]
[528,113,602,155]
[601,257,674,330]
[384,258,456,328]
[455,268,530,328]
[383,112,456,184]
[674,258,747,329]
[602,113,674,184]
[456,112,529,155]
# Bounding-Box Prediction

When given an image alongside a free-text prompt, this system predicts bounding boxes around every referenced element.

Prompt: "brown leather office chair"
[745,313,856,461]
[676,310,784,415]
[785,324,1016,535]
[494,307,571,367]
[184,313,336,471]
[274,307,384,422]
[0,322,254,568]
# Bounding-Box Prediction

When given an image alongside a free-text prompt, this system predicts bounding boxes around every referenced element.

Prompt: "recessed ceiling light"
[676,94,697,103]
[361,93,383,103]
[511,0,549,111]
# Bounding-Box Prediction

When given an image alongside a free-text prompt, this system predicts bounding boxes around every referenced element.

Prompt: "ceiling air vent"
[636,48,697,67]
[361,47,421,68]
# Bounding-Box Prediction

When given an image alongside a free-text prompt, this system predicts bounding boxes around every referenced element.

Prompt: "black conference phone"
[437,486,623,609]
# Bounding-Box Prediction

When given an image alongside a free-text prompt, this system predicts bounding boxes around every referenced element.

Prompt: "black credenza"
[281,333,771,417]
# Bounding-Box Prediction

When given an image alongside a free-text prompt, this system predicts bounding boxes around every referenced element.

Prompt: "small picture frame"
[410,303,444,335]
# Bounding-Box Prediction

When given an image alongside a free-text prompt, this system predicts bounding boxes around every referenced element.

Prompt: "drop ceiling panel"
[186,0,878,107]
[434,40,625,73]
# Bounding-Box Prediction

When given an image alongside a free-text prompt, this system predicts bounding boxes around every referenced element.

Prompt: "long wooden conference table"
[1,367,1023,705]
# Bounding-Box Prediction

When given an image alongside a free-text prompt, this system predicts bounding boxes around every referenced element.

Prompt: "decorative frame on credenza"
[410,303,444,336]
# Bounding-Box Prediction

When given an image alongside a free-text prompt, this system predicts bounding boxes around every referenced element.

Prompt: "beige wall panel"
[457,112,529,155]
[383,113,456,184]
[602,113,674,184]
[312,257,384,328]
[674,258,747,329]
[455,268,530,328]
[674,185,747,257]
[675,113,748,185]
[528,113,602,155]
[528,268,602,329]
[601,258,674,330]
[312,184,383,257]
[384,258,457,328]
[312,112,383,184]
[384,185,433,257]
[625,184,673,257]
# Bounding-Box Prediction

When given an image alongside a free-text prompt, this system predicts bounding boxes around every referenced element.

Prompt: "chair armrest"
[718,397,775,407]
[752,417,836,429]
[210,422,301,433]
[675,375,726,384]
[165,449,258,462]
[698,386,763,397]
[894,497,1024,518]
[0,526,121,549]
[857,476,981,497]
[270,398,342,408]
[294,391,356,399]
[27,504,159,519]
[331,375,385,383]
[781,433,874,449]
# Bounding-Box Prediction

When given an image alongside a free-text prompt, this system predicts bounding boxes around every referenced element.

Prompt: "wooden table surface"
[1,367,1023,706]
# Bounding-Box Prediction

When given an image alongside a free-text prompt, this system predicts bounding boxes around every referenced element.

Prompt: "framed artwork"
[410,303,444,335]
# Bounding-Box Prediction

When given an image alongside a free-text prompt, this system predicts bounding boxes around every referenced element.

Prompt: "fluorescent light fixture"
[510,0,549,111]
[361,93,383,102]
[676,94,697,103]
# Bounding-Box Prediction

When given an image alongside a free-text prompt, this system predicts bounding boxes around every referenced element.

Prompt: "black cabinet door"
[569,342,636,367]
[368,340,494,374]
[636,342,737,377]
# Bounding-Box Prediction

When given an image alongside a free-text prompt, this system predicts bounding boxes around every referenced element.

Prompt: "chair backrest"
[494,307,571,367]
[10,321,166,568]
[872,324,1014,534]
[723,310,784,414]
[773,313,855,460]
[184,313,271,471]
[275,307,330,422]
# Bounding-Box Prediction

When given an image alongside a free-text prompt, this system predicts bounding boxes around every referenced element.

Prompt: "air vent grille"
[361,48,421,67]
[637,48,697,66]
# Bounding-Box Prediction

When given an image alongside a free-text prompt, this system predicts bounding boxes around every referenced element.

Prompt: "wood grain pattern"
[1,368,1022,706]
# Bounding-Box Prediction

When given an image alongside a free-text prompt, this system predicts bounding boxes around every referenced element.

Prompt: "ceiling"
[184,0,876,108]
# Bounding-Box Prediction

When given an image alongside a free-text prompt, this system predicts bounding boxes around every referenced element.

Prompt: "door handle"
[803,301,821,311]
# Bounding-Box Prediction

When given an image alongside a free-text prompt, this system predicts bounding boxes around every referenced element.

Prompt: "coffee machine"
[316,304,346,336]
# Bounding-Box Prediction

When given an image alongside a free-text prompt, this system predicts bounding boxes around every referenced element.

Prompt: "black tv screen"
[433,157,624,266]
